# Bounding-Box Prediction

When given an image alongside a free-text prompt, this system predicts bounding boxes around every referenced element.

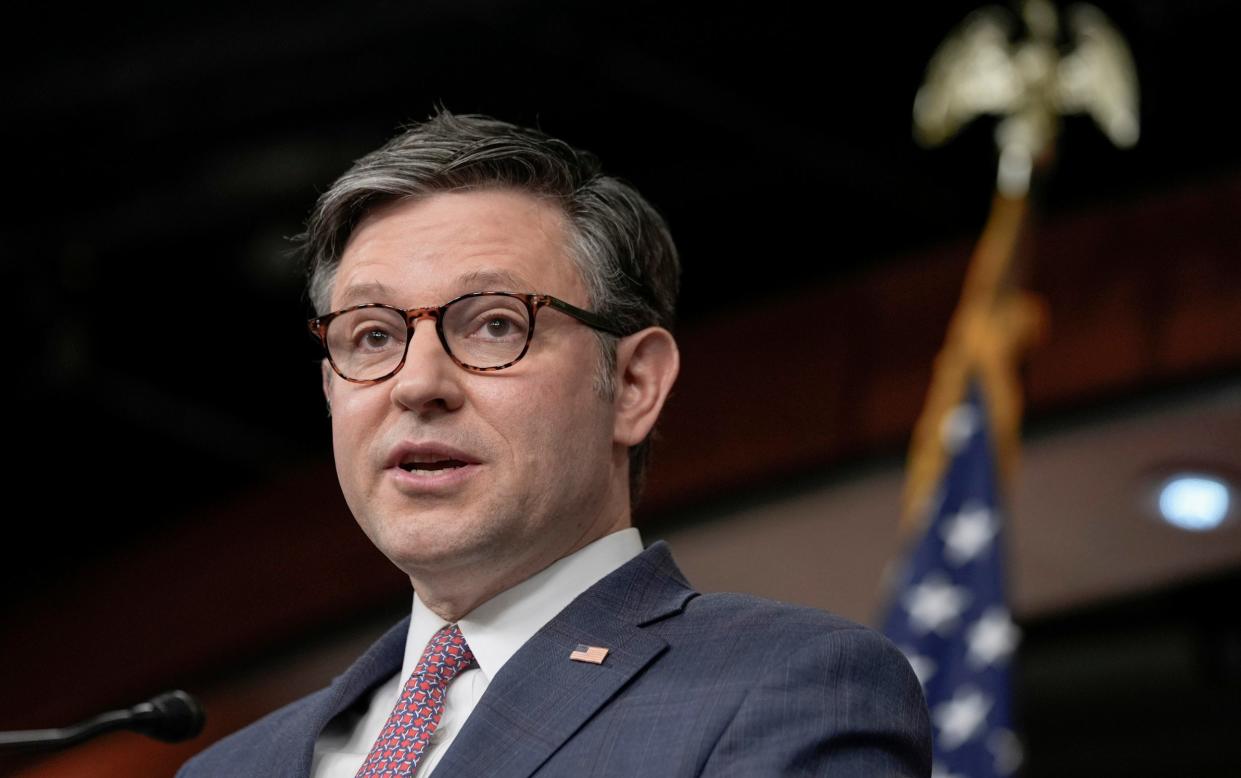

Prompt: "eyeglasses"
[308,291,627,384]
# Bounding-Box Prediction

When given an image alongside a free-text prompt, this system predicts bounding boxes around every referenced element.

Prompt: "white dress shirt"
[311,528,643,777]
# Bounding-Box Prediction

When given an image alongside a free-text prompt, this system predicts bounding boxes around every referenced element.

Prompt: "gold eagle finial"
[914,0,1139,195]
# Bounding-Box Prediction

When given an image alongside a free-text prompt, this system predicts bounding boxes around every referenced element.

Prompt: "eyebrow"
[334,270,537,309]
[336,281,399,307]
[454,269,535,292]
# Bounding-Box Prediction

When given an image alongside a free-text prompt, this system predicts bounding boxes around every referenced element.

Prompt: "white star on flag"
[987,728,1024,775]
[939,403,980,453]
[933,686,993,750]
[967,607,1020,668]
[940,503,998,566]
[931,765,968,778]
[903,573,972,636]
[900,647,938,688]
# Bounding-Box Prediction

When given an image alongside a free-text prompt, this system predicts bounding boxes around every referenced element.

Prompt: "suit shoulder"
[678,594,932,776]
[684,590,872,637]
[674,591,915,671]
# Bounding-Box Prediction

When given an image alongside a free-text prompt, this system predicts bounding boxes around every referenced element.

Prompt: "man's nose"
[388,319,465,414]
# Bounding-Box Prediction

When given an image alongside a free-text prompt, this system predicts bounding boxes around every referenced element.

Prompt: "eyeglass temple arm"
[544,296,627,337]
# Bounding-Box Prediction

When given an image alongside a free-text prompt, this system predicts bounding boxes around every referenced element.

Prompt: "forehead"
[332,189,584,308]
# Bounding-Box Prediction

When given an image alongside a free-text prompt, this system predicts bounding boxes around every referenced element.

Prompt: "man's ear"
[321,359,334,417]
[612,327,680,446]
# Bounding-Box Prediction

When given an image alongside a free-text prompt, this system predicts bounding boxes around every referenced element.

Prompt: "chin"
[377,520,504,574]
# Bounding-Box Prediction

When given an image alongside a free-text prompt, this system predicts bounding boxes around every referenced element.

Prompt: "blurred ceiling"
[4,0,1239,603]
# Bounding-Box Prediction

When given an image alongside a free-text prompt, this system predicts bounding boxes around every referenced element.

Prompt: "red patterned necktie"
[355,623,475,777]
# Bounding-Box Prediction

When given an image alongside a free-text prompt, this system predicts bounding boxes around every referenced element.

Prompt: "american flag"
[569,644,609,664]
[883,382,1022,778]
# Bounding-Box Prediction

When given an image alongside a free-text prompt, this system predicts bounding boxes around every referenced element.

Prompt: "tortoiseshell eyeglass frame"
[308,291,628,384]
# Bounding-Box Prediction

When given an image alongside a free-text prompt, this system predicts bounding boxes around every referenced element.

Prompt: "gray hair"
[299,110,680,504]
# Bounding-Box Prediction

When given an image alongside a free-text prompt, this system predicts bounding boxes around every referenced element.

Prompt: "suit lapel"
[289,616,409,775]
[434,542,697,778]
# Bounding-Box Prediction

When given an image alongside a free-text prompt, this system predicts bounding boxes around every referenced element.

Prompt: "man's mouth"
[399,455,469,473]
[385,442,480,487]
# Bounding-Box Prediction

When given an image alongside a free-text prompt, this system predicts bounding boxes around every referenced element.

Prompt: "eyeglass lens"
[324,295,533,379]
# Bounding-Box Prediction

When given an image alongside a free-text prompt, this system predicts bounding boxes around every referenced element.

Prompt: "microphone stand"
[0,690,205,752]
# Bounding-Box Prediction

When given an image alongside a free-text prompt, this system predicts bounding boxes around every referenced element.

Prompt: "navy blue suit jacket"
[179,542,931,776]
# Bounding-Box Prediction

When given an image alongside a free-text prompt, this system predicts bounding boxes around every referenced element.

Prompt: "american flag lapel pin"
[569,644,609,664]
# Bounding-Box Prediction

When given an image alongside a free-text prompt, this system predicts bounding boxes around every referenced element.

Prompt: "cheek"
[473,369,605,469]
[329,390,383,475]
[528,378,612,470]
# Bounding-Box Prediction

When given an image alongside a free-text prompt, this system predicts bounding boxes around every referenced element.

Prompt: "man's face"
[323,189,627,589]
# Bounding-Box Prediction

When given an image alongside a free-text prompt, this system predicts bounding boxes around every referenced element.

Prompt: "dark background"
[4,1,1240,775]
[8,0,1236,601]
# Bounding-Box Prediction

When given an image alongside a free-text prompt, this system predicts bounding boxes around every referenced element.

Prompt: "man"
[179,111,931,777]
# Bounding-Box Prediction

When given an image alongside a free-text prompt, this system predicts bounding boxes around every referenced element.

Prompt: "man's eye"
[483,317,515,337]
[352,324,400,350]
[465,311,526,340]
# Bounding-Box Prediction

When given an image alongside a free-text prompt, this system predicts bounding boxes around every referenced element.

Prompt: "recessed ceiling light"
[1157,473,1231,531]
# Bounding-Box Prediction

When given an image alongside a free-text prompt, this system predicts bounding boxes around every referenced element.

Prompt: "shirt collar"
[403,528,643,683]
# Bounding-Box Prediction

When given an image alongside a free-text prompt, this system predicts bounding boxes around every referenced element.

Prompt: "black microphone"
[0,690,205,752]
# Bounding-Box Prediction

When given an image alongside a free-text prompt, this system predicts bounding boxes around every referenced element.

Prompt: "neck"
[412,509,631,623]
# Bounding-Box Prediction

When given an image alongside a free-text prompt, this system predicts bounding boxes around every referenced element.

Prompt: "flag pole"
[901,0,1138,526]
[902,191,1044,526]
[883,3,1139,775]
